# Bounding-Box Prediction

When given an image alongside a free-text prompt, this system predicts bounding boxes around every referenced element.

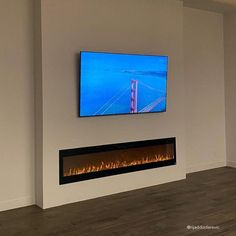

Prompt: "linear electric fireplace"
[59,137,176,184]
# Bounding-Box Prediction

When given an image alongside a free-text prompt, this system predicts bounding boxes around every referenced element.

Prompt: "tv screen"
[79,51,168,117]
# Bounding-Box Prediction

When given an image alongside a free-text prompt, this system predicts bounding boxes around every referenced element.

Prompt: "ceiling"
[183,0,236,13]
[213,0,236,6]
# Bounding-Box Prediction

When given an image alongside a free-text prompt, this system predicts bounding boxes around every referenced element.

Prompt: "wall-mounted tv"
[79,51,168,117]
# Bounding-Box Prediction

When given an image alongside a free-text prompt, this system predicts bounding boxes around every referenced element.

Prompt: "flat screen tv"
[79,51,168,117]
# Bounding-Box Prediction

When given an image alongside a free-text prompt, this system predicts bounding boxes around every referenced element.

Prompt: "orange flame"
[64,154,173,177]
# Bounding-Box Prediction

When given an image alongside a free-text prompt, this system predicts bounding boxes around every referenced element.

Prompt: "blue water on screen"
[80,52,168,117]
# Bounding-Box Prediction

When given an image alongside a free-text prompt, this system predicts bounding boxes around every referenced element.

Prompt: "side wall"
[224,12,236,168]
[184,7,226,173]
[0,0,35,211]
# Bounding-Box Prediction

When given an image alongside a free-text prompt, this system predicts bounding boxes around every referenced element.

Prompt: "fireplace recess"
[59,137,176,185]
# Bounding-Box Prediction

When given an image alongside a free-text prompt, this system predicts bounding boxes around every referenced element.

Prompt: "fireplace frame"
[59,137,176,185]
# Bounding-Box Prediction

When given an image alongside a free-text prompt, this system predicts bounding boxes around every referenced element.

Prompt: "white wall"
[37,0,186,209]
[0,0,35,211]
[184,7,226,173]
[0,0,229,212]
[224,12,236,168]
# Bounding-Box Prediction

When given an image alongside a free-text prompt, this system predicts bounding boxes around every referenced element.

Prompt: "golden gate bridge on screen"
[93,80,166,115]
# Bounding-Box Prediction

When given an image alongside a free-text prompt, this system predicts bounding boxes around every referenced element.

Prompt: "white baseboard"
[0,196,35,212]
[187,161,226,174]
[227,161,236,168]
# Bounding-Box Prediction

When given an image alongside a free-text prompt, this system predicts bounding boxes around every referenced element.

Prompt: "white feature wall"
[0,0,229,212]
[184,7,226,173]
[36,0,186,209]
[224,12,236,168]
[0,0,35,211]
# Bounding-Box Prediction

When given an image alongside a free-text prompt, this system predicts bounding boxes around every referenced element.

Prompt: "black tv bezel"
[78,51,169,118]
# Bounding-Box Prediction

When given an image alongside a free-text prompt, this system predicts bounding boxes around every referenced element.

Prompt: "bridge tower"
[130,80,138,113]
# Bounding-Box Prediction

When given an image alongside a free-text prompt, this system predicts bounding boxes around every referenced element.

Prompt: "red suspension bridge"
[93,80,165,115]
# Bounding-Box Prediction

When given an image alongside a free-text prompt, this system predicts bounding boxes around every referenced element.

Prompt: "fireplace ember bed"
[59,137,176,185]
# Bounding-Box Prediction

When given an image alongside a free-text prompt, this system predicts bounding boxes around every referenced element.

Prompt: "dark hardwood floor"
[0,167,235,236]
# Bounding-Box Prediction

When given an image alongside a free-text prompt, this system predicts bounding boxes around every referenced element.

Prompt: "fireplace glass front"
[59,137,176,184]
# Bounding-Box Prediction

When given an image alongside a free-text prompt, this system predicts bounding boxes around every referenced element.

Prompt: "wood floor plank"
[0,167,235,236]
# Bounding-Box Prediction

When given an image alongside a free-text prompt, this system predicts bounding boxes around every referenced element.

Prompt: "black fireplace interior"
[59,137,176,184]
